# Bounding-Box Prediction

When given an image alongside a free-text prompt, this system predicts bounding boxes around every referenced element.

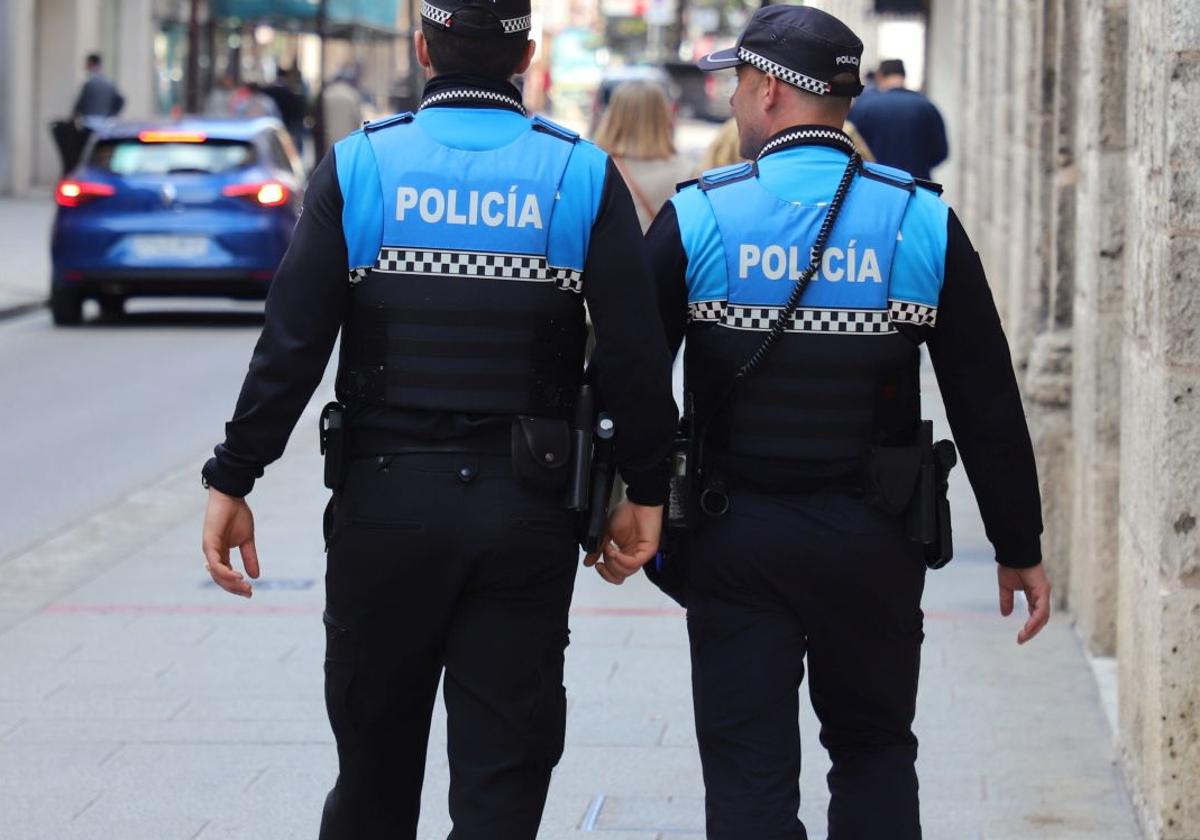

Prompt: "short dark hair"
[879,59,906,77]
[422,10,529,81]
[86,53,102,68]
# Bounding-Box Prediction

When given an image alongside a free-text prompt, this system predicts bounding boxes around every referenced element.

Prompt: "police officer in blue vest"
[199,1,676,836]
[641,7,1053,838]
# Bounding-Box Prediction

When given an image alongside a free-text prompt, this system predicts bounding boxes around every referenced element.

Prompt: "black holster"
[564,384,617,554]
[868,420,958,569]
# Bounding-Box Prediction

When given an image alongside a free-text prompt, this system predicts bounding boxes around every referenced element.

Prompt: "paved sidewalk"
[0,196,54,315]
[0,379,1142,839]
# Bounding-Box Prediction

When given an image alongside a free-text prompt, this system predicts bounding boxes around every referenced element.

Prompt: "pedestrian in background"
[200,0,676,836]
[265,67,308,158]
[594,81,695,232]
[848,58,948,181]
[72,53,124,128]
[320,63,366,156]
[700,118,743,170]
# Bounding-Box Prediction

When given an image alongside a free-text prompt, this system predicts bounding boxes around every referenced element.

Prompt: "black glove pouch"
[512,417,571,492]
[866,444,923,516]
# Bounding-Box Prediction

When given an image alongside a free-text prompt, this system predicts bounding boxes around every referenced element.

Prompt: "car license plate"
[130,235,209,260]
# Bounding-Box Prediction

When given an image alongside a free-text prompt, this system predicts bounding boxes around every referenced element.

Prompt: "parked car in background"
[662,60,734,123]
[49,118,303,326]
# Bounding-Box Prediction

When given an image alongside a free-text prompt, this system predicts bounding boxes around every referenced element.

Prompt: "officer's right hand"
[584,502,663,585]
[997,563,1051,645]
[202,489,260,599]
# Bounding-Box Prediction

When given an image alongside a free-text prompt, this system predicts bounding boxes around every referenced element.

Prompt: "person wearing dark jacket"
[624,7,1050,839]
[199,1,676,837]
[848,59,948,181]
[72,54,124,124]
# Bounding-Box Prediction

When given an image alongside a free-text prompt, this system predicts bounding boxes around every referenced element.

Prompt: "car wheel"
[98,294,125,320]
[50,288,83,326]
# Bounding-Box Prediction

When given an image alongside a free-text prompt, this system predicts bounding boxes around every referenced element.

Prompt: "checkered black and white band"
[372,247,582,293]
[689,299,938,332]
[889,299,938,327]
[688,300,726,323]
[419,88,527,115]
[738,48,831,96]
[349,267,370,285]
[420,2,532,34]
[758,128,857,160]
[723,304,892,334]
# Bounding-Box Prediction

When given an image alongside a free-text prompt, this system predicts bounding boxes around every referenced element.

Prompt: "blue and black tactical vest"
[331,112,606,418]
[673,151,947,469]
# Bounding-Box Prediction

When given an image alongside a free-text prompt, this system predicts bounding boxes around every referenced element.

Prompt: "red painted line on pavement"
[42,603,320,616]
[39,603,997,622]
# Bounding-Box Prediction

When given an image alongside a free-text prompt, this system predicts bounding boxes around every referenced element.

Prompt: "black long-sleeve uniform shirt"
[204,76,677,505]
[648,145,1043,568]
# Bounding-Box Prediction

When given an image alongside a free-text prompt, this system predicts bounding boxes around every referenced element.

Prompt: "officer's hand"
[202,489,260,599]
[584,502,663,585]
[997,563,1051,645]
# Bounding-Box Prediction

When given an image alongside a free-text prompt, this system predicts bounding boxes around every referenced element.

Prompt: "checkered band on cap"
[722,304,894,335]
[420,1,531,34]
[373,247,582,294]
[738,48,832,96]
[500,14,532,33]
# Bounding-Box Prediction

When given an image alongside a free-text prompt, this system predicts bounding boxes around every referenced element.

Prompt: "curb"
[0,299,47,322]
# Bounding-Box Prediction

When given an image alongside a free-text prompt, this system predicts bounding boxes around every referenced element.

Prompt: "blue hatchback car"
[50,118,304,325]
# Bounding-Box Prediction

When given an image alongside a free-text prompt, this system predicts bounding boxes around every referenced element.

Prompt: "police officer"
[200,2,676,836]
[639,7,1053,839]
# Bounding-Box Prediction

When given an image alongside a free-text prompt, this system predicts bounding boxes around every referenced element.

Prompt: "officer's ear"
[514,40,537,77]
[414,31,435,77]
[761,73,783,112]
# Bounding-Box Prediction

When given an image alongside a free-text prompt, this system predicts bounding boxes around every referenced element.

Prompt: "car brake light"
[223,182,290,208]
[138,130,207,143]
[56,180,116,207]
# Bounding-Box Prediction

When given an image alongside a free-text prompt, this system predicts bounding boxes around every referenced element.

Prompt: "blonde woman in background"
[700,116,875,171]
[594,81,697,231]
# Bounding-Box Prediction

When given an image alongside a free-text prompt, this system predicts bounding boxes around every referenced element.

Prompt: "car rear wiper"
[166,167,214,175]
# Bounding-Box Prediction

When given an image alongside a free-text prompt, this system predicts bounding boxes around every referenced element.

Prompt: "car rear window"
[89,139,256,175]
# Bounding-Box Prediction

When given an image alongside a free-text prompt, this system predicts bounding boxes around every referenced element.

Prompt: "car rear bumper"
[58,270,272,300]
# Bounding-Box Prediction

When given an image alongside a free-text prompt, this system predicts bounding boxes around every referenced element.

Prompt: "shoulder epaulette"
[531,115,580,143]
[914,177,944,195]
[675,177,700,193]
[699,162,757,192]
[362,112,415,133]
[861,161,916,193]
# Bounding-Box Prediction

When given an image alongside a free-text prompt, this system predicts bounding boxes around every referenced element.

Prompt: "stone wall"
[926,0,1200,836]
[1117,1,1200,836]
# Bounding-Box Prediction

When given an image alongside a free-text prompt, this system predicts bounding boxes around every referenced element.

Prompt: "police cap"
[420,0,532,38]
[698,5,865,97]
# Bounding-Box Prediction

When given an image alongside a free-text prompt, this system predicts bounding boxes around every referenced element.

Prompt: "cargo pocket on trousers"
[323,612,359,739]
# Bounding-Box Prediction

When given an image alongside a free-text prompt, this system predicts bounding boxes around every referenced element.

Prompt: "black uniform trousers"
[319,451,578,840]
[687,488,926,840]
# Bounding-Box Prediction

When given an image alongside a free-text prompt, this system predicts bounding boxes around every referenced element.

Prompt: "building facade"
[0,0,165,195]
[926,1,1200,837]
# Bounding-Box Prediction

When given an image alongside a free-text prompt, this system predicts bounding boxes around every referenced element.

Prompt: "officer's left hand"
[997,563,1051,645]
[584,502,663,585]
[202,489,261,598]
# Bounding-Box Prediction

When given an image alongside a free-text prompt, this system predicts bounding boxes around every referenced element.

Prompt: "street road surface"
[0,302,327,565]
